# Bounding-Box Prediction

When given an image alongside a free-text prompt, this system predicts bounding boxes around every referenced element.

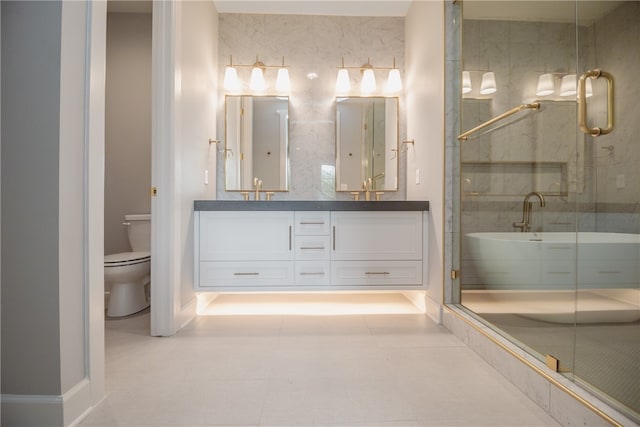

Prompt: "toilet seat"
[105,251,150,267]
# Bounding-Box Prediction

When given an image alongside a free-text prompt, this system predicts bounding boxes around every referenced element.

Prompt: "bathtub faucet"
[513,191,546,232]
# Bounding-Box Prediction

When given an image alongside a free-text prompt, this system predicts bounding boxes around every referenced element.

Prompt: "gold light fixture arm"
[457,103,540,141]
[578,69,614,137]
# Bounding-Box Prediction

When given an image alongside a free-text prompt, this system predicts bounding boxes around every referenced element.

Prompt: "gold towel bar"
[457,102,540,141]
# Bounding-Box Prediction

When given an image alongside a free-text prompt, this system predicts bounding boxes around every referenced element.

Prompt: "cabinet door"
[198,211,294,261]
[331,211,423,260]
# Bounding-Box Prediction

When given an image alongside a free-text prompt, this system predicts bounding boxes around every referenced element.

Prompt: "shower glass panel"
[455,1,639,422]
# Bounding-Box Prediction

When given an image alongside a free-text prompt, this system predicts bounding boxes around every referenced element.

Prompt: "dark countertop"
[194,200,429,212]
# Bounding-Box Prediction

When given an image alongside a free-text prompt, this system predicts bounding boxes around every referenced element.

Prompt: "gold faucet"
[253,177,263,201]
[513,191,545,232]
[363,178,373,201]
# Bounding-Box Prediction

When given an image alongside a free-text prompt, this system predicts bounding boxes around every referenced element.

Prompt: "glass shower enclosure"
[452,1,639,422]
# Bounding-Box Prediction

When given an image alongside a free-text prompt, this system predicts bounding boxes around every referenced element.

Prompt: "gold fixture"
[240,191,250,201]
[546,354,560,372]
[253,177,262,200]
[458,102,540,141]
[513,191,545,232]
[350,192,361,201]
[336,56,402,95]
[208,138,221,145]
[150,186,157,197]
[223,55,291,93]
[265,192,275,201]
[450,270,459,280]
[578,69,614,137]
[375,192,384,201]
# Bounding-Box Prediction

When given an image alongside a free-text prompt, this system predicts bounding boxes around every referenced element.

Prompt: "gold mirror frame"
[335,96,399,192]
[224,95,290,192]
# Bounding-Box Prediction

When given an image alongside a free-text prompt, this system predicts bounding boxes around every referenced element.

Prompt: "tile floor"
[79,294,560,426]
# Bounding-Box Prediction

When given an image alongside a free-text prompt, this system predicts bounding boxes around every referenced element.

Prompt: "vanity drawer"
[294,235,331,260]
[295,211,330,235]
[331,261,422,286]
[295,261,331,286]
[199,261,295,288]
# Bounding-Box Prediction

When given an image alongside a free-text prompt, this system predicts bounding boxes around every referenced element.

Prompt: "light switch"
[415,168,420,184]
[204,169,209,185]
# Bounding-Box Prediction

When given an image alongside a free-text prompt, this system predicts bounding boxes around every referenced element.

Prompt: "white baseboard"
[2,378,92,427]
[423,295,443,324]
[177,295,199,329]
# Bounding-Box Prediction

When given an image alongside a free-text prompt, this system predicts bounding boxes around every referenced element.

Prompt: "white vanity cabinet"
[194,205,428,291]
[331,211,423,286]
[196,211,295,289]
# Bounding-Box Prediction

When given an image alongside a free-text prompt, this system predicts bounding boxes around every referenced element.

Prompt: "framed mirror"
[224,95,290,191]
[335,97,398,192]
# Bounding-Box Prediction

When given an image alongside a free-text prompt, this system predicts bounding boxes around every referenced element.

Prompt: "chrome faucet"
[513,191,545,232]
[253,177,263,200]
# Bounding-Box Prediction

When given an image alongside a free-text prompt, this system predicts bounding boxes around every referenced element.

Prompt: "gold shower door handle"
[578,69,614,137]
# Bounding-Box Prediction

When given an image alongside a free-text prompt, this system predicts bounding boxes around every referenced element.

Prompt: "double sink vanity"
[193,201,429,292]
[197,95,428,292]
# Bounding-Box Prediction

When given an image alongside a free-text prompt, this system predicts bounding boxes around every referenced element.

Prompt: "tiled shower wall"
[216,14,406,200]
[460,3,640,287]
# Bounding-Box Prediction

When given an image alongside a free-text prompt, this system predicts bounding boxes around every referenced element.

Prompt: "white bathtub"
[463,232,640,323]
[465,232,640,290]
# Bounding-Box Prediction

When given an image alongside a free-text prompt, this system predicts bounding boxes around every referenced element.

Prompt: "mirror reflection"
[335,97,398,192]
[225,95,289,191]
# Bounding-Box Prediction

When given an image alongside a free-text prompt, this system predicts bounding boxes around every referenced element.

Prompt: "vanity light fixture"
[360,60,377,94]
[560,73,593,98]
[335,57,402,95]
[250,58,267,92]
[385,58,402,93]
[536,73,555,96]
[223,56,241,91]
[275,57,291,93]
[223,55,291,94]
[479,71,497,95]
[462,71,472,94]
[336,58,351,94]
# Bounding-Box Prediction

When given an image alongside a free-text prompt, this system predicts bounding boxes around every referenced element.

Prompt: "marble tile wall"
[458,4,640,288]
[216,14,406,200]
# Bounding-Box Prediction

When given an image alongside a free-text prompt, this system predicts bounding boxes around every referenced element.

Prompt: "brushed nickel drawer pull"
[289,226,292,250]
[234,272,259,276]
[300,272,325,276]
[300,246,325,250]
[365,272,390,275]
[300,221,325,225]
[333,226,336,250]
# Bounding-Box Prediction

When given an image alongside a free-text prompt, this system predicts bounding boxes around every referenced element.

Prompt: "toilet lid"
[105,251,150,267]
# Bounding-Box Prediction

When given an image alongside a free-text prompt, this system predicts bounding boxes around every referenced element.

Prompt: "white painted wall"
[104,12,152,255]
[405,0,445,322]
[1,1,105,424]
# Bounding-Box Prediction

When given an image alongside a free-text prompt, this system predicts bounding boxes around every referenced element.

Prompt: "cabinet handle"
[289,225,292,250]
[300,221,325,225]
[365,272,390,275]
[234,272,259,276]
[333,226,336,250]
[300,246,325,250]
[300,272,325,276]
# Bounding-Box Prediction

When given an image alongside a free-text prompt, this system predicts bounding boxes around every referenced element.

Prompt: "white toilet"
[104,214,151,317]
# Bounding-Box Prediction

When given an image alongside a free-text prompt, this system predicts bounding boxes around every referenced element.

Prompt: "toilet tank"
[125,214,151,252]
